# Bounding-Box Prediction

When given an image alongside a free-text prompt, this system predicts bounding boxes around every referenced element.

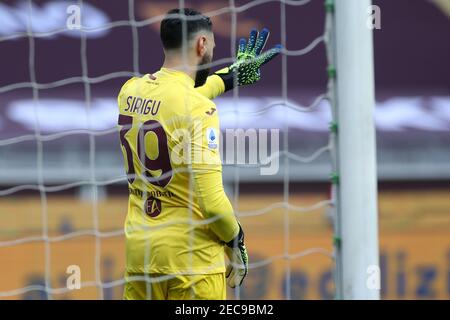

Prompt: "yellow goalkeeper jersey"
[117,68,239,275]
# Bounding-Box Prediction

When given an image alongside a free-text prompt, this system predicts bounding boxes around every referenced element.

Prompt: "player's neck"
[162,57,197,82]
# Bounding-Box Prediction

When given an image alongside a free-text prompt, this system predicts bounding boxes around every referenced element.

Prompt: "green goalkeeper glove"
[224,222,249,288]
[215,28,282,91]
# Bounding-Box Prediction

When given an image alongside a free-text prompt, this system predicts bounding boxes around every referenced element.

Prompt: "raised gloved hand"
[215,28,282,91]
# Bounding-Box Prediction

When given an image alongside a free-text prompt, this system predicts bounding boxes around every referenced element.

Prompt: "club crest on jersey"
[206,127,218,150]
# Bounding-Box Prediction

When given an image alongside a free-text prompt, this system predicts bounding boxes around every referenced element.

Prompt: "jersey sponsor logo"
[205,107,216,116]
[206,127,218,150]
[128,187,174,199]
[145,196,162,218]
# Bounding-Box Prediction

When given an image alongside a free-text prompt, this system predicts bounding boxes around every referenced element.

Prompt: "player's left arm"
[199,28,281,99]
[195,74,226,100]
[144,72,226,100]
[147,28,281,101]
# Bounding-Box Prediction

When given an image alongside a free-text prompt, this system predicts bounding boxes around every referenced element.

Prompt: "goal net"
[0,0,342,300]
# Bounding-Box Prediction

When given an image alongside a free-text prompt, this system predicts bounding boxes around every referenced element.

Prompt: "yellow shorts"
[123,272,226,300]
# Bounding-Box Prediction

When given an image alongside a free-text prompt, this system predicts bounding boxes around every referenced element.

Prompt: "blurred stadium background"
[0,0,449,299]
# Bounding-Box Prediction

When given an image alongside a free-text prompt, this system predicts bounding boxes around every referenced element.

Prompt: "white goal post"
[333,0,380,299]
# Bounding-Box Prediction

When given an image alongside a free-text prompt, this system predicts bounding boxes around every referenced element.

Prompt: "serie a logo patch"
[206,127,218,150]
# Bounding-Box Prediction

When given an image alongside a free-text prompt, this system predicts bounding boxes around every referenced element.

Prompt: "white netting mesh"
[0,0,338,299]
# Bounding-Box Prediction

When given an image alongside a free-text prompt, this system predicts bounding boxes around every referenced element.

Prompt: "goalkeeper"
[119,8,280,300]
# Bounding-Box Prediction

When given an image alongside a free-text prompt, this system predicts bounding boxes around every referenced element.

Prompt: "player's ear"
[196,35,207,57]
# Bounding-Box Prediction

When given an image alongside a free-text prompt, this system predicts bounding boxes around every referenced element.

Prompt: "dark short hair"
[160,8,213,50]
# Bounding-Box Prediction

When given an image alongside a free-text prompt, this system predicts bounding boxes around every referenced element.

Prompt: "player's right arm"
[195,171,249,288]
[190,107,239,243]
[190,101,248,288]
[193,168,239,243]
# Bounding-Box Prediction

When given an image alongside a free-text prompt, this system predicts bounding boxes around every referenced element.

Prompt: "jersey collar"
[159,67,195,87]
